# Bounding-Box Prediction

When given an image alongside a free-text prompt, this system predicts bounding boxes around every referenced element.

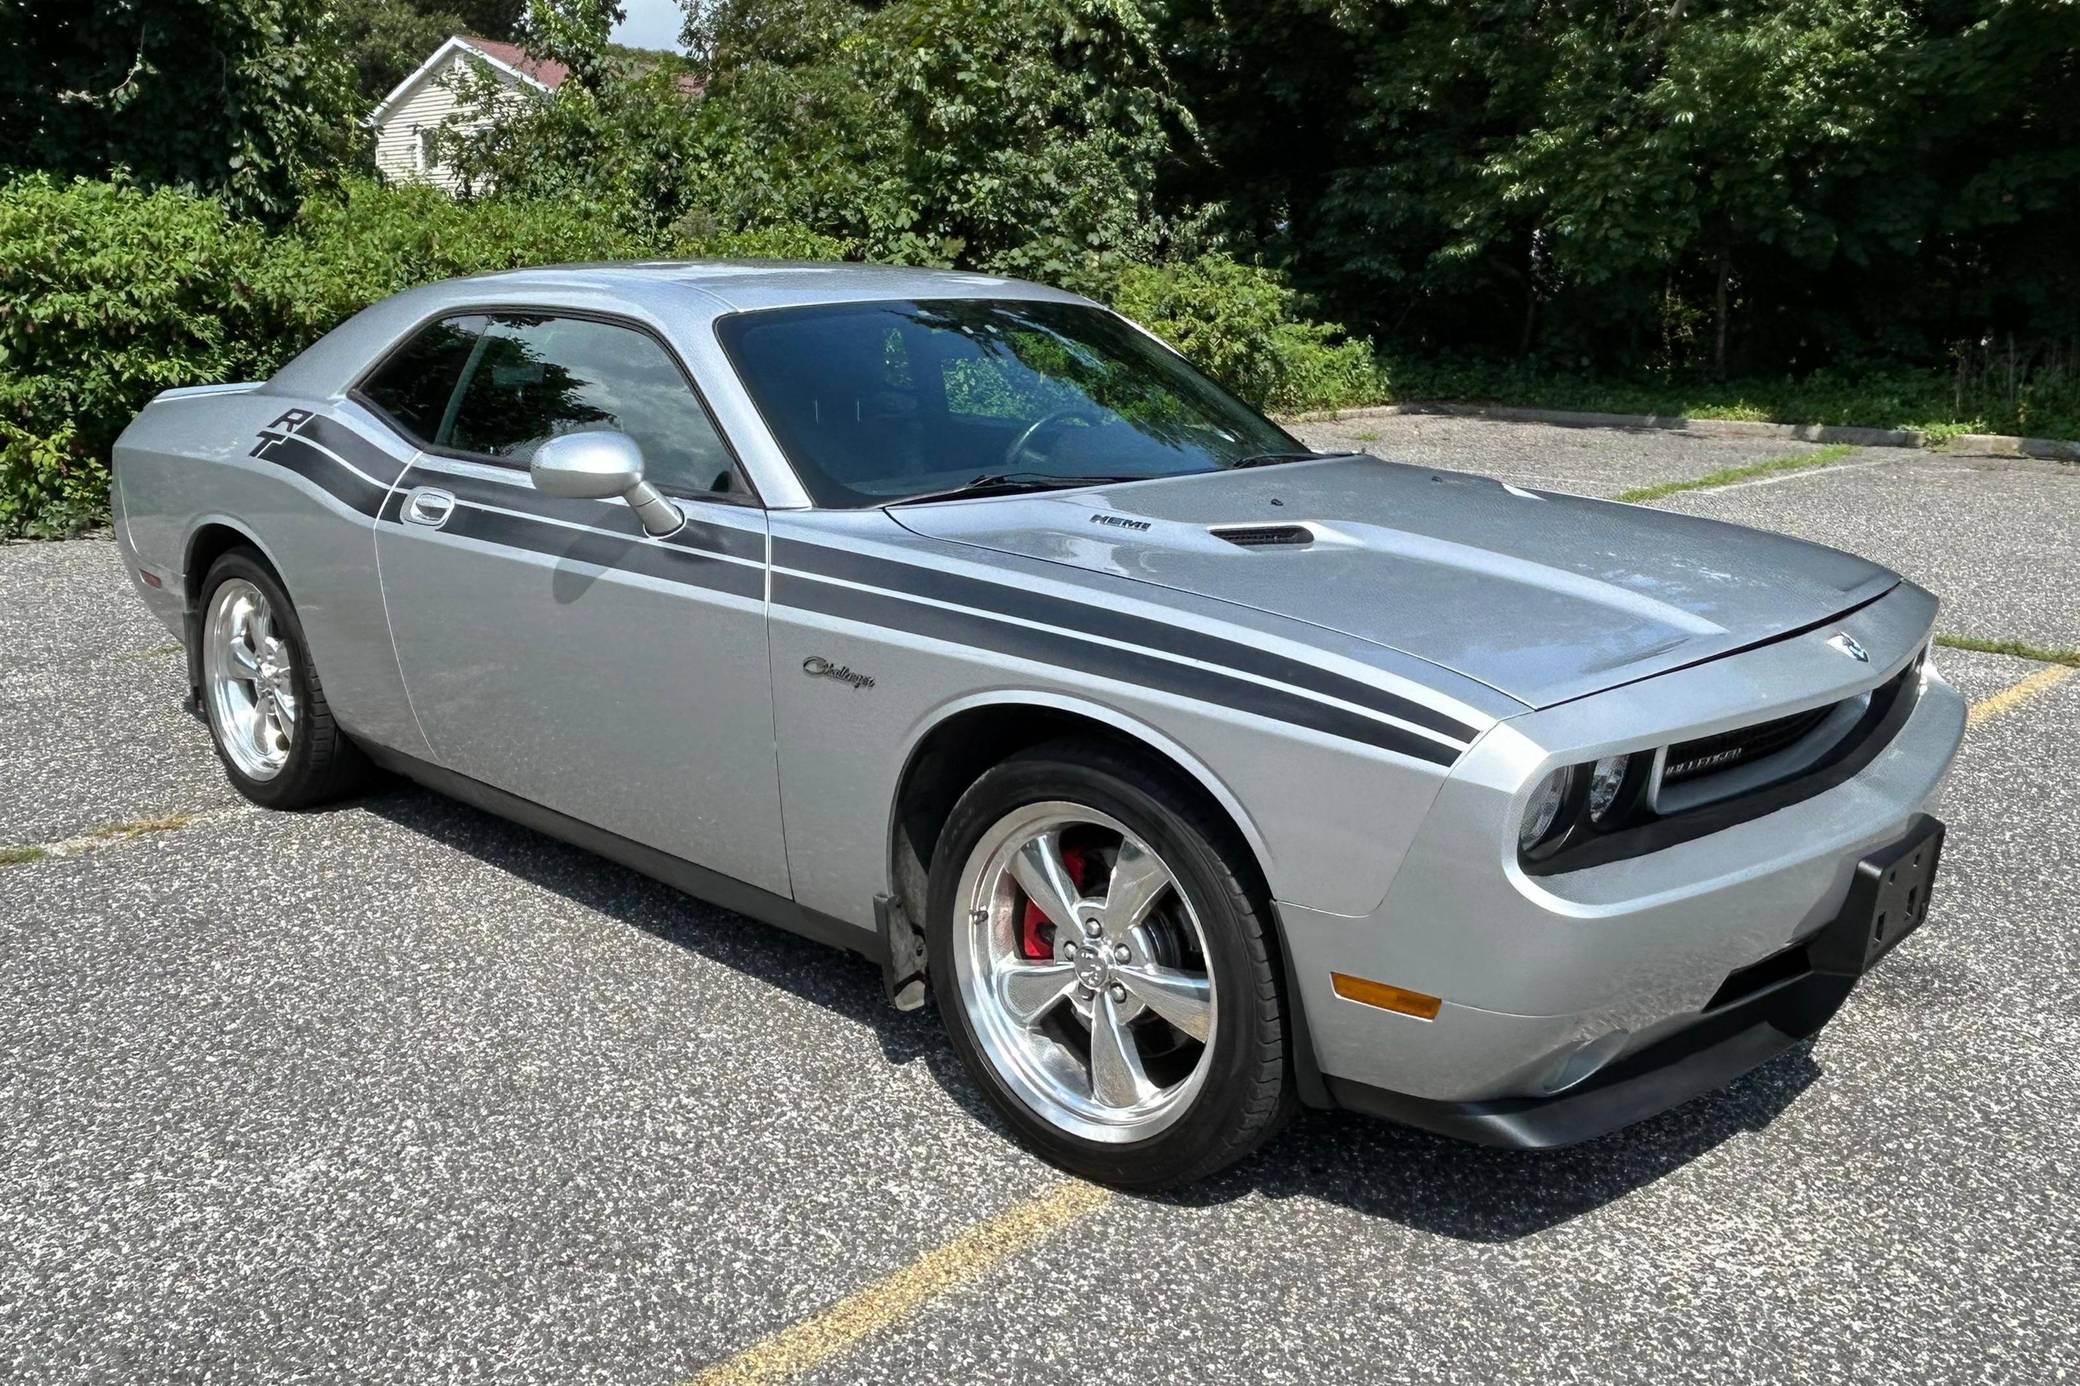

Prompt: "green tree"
[325,0,538,108]
[516,0,628,90]
[441,0,697,228]
[335,0,469,103]
[681,0,875,73]
[458,0,1190,288]
[0,0,364,218]
[1160,0,2080,377]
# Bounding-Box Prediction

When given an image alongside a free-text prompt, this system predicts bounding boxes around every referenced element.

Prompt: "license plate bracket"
[1814,814,1944,975]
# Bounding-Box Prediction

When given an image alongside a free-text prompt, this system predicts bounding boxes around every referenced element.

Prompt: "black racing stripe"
[300,415,409,488]
[440,502,766,602]
[411,464,768,565]
[779,572,1459,766]
[258,435,389,518]
[774,538,1479,743]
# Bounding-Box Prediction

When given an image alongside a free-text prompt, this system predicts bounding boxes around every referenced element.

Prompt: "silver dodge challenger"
[113,263,1964,1187]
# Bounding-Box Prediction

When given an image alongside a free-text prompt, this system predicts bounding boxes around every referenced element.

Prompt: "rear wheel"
[928,740,1290,1189]
[196,550,367,809]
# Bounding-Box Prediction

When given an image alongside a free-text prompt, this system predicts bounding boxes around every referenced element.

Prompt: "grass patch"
[0,844,48,867]
[1935,634,2080,669]
[1378,358,2080,443]
[1616,444,1860,503]
[83,813,196,844]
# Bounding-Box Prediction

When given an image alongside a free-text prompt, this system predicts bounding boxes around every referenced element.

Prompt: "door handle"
[402,486,455,528]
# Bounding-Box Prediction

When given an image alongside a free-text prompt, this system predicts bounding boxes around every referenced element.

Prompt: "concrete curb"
[1280,401,2080,461]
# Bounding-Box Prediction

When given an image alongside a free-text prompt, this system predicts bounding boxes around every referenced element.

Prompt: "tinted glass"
[716,299,1299,507]
[444,314,737,496]
[359,315,487,443]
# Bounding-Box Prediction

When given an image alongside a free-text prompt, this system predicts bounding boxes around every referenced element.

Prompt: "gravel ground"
[2,421,2075,1385]
[0,541,239,843]
[1665,454,2080,649]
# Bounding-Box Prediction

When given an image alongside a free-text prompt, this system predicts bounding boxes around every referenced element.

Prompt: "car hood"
[888,456,1898,708]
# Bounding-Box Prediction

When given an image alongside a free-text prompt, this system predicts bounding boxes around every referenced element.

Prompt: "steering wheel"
[1003,407,1101,469]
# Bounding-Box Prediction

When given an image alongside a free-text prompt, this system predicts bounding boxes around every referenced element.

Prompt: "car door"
[364,309,790,897]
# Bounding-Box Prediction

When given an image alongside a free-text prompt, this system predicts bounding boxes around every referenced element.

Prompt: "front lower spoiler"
[1328,814,1945,1149]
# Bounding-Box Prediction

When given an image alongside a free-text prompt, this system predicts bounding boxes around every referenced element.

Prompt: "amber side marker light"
[1330,973,1443,1020]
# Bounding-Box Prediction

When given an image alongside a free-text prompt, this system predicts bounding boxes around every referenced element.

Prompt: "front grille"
[1213,524,1312,548]
[1524,664,1918,875]
[1662,703,1835,785]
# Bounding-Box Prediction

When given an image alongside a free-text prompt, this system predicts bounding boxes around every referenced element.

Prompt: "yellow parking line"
[1967,664,2074,729]
[682,1179,1113,1386]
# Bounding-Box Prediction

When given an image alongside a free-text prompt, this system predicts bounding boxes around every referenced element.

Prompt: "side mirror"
[529,430,683,538]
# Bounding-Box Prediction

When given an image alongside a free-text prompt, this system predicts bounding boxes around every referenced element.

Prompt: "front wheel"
[928,741,1291,1189]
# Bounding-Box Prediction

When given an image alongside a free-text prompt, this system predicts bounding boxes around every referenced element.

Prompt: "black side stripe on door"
[773,538,1481,746]
[407,464,768,566]
[244,411,766,583]
[429,500,766,602]
[776,571,1461,766]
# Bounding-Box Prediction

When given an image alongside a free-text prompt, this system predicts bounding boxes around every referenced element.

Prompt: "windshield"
[715,298,1302,507]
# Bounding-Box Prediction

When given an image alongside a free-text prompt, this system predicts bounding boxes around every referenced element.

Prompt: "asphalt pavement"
[2,418,2075,1384]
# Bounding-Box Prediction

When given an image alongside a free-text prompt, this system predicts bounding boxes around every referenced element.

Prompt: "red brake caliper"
[1018,845,1088,960]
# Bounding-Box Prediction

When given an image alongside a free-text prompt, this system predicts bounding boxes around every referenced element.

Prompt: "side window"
[359,316,487,443]
[446,314,738,497]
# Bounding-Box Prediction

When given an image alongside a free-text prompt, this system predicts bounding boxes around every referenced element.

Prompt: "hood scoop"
[1212,523,1313,549]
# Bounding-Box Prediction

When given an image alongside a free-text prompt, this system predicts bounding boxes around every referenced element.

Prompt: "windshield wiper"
[884,472,1135,507]
[1228,450,1358,470]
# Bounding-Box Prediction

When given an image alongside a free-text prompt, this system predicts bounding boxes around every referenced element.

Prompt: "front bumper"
[1323,814,1942,1147]
[1279,583,1966,1139]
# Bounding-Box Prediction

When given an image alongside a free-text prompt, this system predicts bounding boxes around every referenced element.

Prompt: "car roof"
[266,260,1094,399]
[446,260,1086,314]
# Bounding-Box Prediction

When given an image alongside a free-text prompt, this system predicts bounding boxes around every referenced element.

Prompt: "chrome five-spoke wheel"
[951,801,1216,1143]
[202,577,298,781]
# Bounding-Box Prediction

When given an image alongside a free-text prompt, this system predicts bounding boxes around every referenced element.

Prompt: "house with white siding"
[367,35,569,189]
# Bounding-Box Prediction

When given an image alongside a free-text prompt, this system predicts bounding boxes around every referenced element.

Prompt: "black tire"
[194,548,369,809]
[927,738,1291,1189]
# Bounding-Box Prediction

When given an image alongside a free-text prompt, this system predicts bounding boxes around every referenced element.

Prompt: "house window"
[416,126,438,174]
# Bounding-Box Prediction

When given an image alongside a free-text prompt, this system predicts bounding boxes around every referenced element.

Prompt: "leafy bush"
[1111,255,1385,413]
[664,219,852,262]
[256,177,653,339]
[0,175,278,537]
[0,169,1398,535]
[0,174,651,536]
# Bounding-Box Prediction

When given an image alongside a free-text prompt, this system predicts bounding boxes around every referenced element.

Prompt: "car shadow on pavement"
[358,783,1001,1123]
[361,781,1822,1243]
[1161,1048,1821,1240]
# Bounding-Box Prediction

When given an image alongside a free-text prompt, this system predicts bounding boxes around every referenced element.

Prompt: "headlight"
[1518,766,1575,851]
[1586,754,1632,822]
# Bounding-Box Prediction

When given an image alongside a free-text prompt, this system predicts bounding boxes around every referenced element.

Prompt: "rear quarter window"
[358,316,488,442]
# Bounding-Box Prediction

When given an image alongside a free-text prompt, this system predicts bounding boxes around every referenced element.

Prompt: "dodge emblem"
[1827,632,1870,663]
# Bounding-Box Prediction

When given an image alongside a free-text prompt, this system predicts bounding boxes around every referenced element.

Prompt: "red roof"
[461,36,569,91]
